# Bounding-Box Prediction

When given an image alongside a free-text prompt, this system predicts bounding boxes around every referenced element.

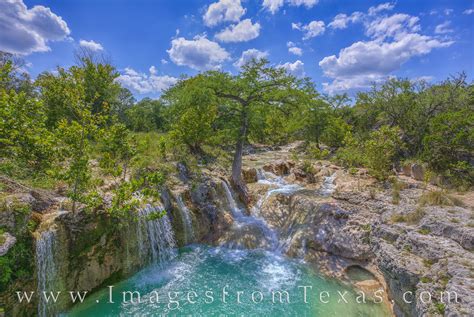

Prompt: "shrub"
[364,126,404,180]
[419,190,464,207]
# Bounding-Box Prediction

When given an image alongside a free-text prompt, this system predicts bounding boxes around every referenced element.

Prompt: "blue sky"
[2,0,473,98]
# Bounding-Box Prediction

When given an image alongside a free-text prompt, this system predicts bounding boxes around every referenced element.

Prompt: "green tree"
[422,109,474,187]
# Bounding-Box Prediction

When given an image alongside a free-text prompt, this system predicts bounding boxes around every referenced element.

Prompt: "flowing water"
[137,204,177,265]
[36,229,58,317]
[175,194,195,244]
[66,246,391,316]
[66,173,390,316]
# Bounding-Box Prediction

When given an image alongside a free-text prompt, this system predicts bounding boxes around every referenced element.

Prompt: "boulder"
[242,168,257,183]
[411,164,425,181]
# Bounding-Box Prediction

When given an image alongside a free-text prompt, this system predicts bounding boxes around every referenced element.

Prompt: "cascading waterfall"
[36,229,58,317]
[137,204,177,266]
[319,172,336,196]
[222,181,244,218]
[175,194,195,244]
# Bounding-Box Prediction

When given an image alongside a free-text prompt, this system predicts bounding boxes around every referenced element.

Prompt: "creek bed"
[65,245,391,316]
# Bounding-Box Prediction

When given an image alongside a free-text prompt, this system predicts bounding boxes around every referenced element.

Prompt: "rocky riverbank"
[0,144,472,316]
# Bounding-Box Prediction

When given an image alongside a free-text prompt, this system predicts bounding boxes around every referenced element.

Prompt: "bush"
[419,190,464,207]
[364,126,404,180]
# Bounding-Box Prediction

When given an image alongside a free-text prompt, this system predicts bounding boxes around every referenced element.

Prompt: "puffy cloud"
[366,13,420,40]
[319,33,453,93]
[278,60,305,77]
[328,12,363,29]
[287,0,318,8]
[287,41,302,55]
[288,47,302,56]
[79,39,103,51]
[434,21,453,34]
[116,67,178,94]
[215,19,261,42]
[167,36,230,70]
[0,0,70,55]
[262,0,318,14]
[368,2,395,16]
[203,0,245,27]
[463,9,474,15]
[292,20,325,39]
[234,49,268,68]
[262,0,284,14]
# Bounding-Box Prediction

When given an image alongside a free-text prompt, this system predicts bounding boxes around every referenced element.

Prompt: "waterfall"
[137,205,177,266]
[318,172,336,196]
[175,194,195,244]
[222,181,244,218]
[36,230,58,317]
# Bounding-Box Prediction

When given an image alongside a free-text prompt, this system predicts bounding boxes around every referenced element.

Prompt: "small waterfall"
[36,230,58,317]
[319,172,336,196]
[175,194,195,244]
[137,205,177,266]
[222,181,244,218]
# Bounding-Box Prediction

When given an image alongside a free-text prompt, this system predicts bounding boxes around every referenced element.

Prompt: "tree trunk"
[231,108,250,205]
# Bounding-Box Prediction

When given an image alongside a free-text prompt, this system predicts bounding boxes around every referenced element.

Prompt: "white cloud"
[328,12,363,29]
[234,49,268,68]
[117,67,178,94]
[287,41,302,55]
[262,0,284,14]
[288,0,318,8]
[435,21,453,34]
[463,9,474,15]
[0,0,70,55]
[203,0,245,27]
[262,0,318,14]
[79,39,103,51]
[444,9,453,16]
[319,33,453,93]
[368,2,395,16]
[293,20,325,39]
[366,14,421,40]
[288,47,302,56]
[215,19,261,42]
[161,59,169,65]
[278,60,305,77]
[167,36,230,70]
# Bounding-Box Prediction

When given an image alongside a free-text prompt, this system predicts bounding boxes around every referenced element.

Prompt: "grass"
[420,276,432,283]
[419,190,464,207]
[390,207,425,225]
[390,178,406,205]
[418,228,431,235]
[0,228,5,245]
[435,302,446,315]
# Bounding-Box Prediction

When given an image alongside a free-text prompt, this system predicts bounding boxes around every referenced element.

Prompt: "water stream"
[137,204,177,266]
[36,229,58,317]
[175,194,195,244]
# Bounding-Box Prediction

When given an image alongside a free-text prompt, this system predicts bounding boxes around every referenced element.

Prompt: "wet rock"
[242,168,257,183]
[262,160,294,176]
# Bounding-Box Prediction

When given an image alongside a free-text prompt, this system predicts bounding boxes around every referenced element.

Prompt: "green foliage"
[99,123,136,178]
[0,236,34,291]
[125,98,166,132]
[321,116,351,148]
[422,109,474,188]
[364,126,403,180]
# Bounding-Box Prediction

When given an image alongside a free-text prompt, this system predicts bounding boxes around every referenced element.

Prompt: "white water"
[137,205,177,266]
[175,194,195,244]
[319,172,337,196]
[36,230,58,317]
[222,171,302,252]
